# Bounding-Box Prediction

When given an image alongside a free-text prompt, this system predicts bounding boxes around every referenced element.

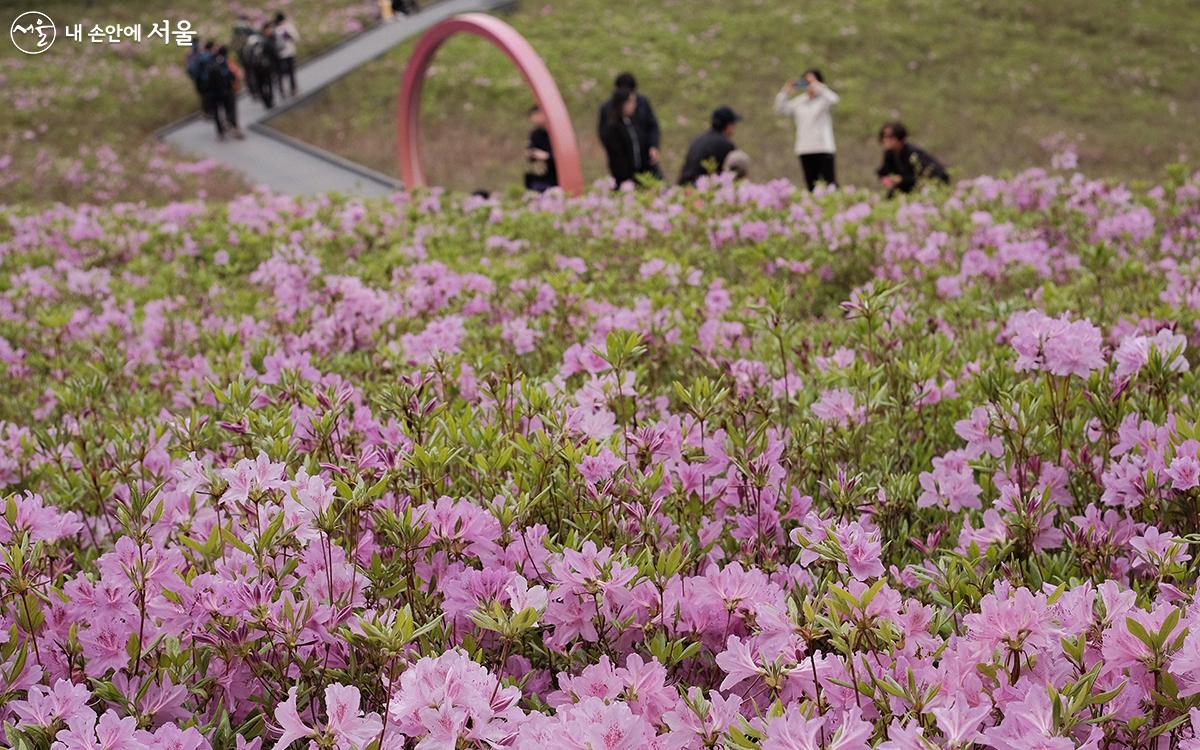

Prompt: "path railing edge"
[247,123,404,191]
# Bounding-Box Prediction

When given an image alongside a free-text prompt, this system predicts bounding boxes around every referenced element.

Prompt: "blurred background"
[3,0,1198,201]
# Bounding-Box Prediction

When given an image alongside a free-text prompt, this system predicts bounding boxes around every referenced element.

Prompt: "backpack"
[187,52,210,85]
[260,32,278,61]
[227,58,244,93]
[244,37,272,76]
[203,55,232,93]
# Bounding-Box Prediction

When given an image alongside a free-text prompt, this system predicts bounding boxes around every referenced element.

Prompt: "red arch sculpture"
[397,13,584,196]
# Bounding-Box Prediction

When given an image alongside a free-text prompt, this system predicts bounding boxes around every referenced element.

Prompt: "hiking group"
[184,11,300,142]
[526,70,949,197]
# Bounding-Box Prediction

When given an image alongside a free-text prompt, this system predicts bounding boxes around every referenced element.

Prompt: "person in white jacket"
[774,69,839,191]
[272,12,299,98]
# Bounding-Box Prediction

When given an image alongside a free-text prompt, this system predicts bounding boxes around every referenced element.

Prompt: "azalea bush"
[2,165,1200,749]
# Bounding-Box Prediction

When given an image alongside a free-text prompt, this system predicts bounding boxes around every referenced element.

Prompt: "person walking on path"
[273,12,300,99]
[600,89,643,187]
[678,106,741,186]
[231,16,255,98]
[596,73,663,180]
[524,105,557,192]
[231,15,254,58]
[392,0,420,15]
[186,40,215,118]
[875,121,949,197]
[775,69,839,191]
[204,46,244,141]
[241,25,278,108]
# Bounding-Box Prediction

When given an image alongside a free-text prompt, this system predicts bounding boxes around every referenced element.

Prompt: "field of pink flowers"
[2,166,1200,749]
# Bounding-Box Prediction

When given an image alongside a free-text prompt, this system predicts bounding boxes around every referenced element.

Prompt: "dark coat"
[203,53,235,98]
[876,143,949,196]
[186,50,212,94]
[524,127,557,191]
[677,129,736,186]
[597,93,662,179]
[600,118,640,186]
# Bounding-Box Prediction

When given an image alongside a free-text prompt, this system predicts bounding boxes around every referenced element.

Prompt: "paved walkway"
[160,0,509,197]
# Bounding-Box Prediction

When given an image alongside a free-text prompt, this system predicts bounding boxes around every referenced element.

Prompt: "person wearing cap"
[678,106,742,186]
[774,68,839,191]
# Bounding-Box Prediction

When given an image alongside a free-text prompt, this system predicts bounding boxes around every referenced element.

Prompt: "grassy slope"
[269,0,1200,193]
[0,1,378,204]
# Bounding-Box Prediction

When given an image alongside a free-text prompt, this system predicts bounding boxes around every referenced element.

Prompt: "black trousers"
[278,57,296,96]
[799,152,836,191]
[256,67,275,109]
[209,92,238,135]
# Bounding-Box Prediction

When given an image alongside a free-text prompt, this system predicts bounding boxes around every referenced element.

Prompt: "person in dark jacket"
[876,121,949,197]
[600,89,643,187]
[231,16,254,57]
[186,40,215,117]
[204,46,244,141]
[242,25,278,108]
[524,105,557,192]
[596,72,662,180]
[231,18,257,104]
[678,106,741,186]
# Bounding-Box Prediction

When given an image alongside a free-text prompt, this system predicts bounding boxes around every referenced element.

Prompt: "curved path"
[160,0,510,197]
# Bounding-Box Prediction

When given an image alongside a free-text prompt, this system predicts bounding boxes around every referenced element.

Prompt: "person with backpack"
[204,46,244,141]
[273,12,299,98]
[231,16,255,98]
[242,25,277,108]
[231,16,254,59]
[186,40,215,118]
[392,0,420,16]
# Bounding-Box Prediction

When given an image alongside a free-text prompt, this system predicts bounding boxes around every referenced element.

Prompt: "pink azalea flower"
[835,521,885,580]
[52,709,146,750]
[812,387,865,427]
[932,699,992,747]
[1005,310,1105,379]
[11,680,93,728]
[272,684,381,750]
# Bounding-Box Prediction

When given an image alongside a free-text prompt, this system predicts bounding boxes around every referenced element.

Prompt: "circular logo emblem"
[10,11,56,55]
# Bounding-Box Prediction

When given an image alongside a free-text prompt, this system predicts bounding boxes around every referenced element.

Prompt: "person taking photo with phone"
[774,68,839,191]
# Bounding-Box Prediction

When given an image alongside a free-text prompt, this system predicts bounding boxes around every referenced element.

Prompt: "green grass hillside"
[270,0,1200,192]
